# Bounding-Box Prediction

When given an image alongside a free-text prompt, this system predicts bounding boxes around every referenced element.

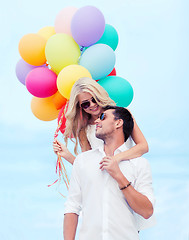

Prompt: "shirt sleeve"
[134,158,155,208]
[133,157,156,231]
[64,156,82,215]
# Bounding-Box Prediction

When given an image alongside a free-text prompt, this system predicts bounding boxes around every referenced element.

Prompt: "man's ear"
[115,119,123,129]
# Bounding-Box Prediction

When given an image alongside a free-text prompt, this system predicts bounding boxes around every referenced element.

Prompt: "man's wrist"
[116,172,130,190]
[119,182,131,190]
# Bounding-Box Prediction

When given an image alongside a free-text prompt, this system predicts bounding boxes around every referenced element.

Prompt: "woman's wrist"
[64,152,75,164]
[67,154,76,164]
[59,150,75,164]
[113,154,122,163]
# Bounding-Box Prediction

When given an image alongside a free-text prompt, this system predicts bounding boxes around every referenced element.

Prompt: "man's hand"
[99,156,122,180]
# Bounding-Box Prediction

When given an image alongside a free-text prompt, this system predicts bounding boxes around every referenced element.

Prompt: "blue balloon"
[96,24,119,50]
[79,44,116,80]
[98,76,134,107]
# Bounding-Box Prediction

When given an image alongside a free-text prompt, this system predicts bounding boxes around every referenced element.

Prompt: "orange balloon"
[19,33,47,66]
[52,91,67,110]
[31,95,60,121]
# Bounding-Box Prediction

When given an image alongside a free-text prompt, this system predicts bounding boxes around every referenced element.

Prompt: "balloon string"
[57,154,69,190]
[48,102,70,195]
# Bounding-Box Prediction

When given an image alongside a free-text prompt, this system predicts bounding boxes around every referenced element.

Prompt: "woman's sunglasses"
[80,97,97,109]
[99,112,106,121]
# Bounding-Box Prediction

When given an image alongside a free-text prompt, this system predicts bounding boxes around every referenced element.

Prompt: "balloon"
[57,65,92,99]
[96,24,119,50]
[15,59,39,85]
[26,67,57,98]
[54,6,78,35]
[45,33,81,74]
[18,33,47,66]
[96,68,116,82]
[98,76,134,107]
[38,26,56,41]
[52,91,67,110]
[31,95,60,121]
[57,105,67,134]
[71,6,105,47]
[108,68,116,76]
[79,44,115,80]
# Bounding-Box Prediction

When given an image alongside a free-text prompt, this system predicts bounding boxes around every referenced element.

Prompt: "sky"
[0,0,189,239]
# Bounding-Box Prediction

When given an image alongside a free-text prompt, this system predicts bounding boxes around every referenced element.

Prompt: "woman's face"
[78,92,102,119]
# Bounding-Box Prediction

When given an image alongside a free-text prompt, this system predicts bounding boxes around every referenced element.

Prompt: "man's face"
[95,109,118,141]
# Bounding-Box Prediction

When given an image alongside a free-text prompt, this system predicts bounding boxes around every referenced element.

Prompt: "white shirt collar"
[97,142,129,156]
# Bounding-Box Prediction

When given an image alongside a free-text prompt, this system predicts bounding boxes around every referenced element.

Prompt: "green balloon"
[98,76,134,107]
[96,24,119,51]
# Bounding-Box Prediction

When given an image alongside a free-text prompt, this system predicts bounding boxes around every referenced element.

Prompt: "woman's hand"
[53,139,75,164]
[99,156,122,181]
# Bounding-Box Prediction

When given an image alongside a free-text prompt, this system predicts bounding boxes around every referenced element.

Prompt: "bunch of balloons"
[16,5,134,132]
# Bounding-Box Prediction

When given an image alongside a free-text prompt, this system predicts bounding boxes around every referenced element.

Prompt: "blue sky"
[0,0,189,239]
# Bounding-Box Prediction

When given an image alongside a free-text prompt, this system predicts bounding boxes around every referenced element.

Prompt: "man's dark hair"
[103,106,134,142]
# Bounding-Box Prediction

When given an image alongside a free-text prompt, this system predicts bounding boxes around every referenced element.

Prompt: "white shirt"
[86,124,156,231]
[64,143,155,240]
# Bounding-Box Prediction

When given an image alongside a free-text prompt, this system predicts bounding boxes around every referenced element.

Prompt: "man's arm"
[64,156,82,239]
[63,213,78,240]
[100,156,154,219]
[114,171,153,219]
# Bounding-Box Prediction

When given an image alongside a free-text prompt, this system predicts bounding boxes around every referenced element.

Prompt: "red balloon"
[107,67,116,76]
[96,68,116,82]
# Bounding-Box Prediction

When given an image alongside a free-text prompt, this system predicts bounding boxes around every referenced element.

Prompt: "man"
[64,106,155,240]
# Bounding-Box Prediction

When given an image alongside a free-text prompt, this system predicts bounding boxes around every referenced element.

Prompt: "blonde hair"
[64,77,115,154]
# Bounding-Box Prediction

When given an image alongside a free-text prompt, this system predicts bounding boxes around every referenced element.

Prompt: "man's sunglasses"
[99,112,106,121]
[80,97,97,109]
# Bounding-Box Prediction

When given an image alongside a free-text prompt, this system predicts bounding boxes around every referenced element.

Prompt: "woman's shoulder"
[86,124,96,136]
[86,124,104,149]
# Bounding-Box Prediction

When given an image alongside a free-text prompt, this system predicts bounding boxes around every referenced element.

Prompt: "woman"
[53,77,148,164]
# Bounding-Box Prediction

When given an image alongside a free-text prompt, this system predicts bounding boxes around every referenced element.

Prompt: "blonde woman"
[53,77,149,164]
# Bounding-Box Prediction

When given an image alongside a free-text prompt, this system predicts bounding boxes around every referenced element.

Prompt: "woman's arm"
[113,115,149,163]
[53,129,91,165]
[53,139,76,165]
[79,128,92,152]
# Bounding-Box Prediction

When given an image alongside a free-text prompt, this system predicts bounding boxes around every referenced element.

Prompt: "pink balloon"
[26,67,57,98]
[54,6,78,36]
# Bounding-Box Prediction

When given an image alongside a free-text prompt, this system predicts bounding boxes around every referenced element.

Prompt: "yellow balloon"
[31,95,60,121]
[45,33,81,74]
[19,33,47,66]
[57,65,92,99]
[38,26,56,41]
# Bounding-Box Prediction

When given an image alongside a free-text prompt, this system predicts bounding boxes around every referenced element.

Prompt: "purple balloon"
[15,59,47,85]
[15,59,38,85]
[71,6,105,47]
